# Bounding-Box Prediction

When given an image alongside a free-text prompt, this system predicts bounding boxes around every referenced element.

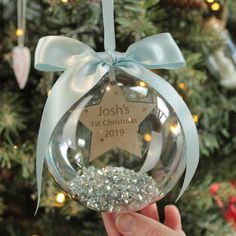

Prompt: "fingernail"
[116,213,136,232]
[166,204,178,211]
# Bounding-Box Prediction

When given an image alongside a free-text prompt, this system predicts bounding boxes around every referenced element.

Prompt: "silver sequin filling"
[68,166,160,212]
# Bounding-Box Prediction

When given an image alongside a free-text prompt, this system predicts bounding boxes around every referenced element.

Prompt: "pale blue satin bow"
[34,0,199,213]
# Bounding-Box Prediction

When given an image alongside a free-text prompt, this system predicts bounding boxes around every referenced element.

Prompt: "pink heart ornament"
[12,46,31,89]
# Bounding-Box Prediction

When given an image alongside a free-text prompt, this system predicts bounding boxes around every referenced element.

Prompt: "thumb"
[115,212,182,236]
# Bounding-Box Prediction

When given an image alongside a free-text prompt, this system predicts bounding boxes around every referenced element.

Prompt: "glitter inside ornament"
[46,68,186,212]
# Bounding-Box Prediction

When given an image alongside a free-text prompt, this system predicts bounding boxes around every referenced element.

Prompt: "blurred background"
[1,0,236,235]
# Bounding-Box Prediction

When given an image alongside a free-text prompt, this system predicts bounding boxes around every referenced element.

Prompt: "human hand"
[102,204,186,236]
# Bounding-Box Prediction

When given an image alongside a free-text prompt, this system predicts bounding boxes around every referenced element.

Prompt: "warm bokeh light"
[144,133,152,142]
[206,0,215,3]
[138,81,147,87]
[56,193,66,203]
[211,2,221,11]
[170,124,179,135]
[192,114,199,123]
[47,90,52,96]
[61,0,68,3]
[13,145,18,150]
[16,28,24,37]
[178,82,186,90]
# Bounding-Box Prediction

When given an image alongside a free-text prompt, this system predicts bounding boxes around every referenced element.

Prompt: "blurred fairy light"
[206,0,215,3]
[192,114,199,123]
[61,0,68,3]
[47,90,52,96]
[13,145,18,150]
[106,86,111,91]
[56,192,66,203]
[138,81,147,87]
[144,133,152,142]
[178,82,186,90]
[16,28,24,37]
[211,2,221,11]
[170,124,180,135]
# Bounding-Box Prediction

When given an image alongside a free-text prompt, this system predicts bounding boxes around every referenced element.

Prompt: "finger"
[164,205,182,232]
[101,212,122,236]
[115,212,180,236]
[140,203,159,221]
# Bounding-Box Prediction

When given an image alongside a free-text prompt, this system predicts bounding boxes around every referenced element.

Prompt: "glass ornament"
[46,68,186,212]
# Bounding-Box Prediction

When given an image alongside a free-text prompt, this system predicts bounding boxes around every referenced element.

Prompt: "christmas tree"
[1,0,236,235]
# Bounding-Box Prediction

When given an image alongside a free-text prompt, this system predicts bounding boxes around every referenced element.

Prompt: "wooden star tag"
[79,83,156,162]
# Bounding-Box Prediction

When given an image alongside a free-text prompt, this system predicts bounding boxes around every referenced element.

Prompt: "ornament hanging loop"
[109,67,116,85]
[102,0,116,52]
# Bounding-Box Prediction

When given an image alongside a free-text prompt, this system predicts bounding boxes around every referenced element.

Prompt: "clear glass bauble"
[46,68,186,212]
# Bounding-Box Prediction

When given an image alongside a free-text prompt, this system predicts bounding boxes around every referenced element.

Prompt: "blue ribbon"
[34,0,199,213]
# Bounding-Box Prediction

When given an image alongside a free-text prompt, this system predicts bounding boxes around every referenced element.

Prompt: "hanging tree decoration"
[34,0,199,213]
[12,0,31,90]
[205,17,236,89]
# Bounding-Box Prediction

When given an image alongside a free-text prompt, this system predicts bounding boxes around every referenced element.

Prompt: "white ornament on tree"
[214,50,236,89]
[12,0,30,89]
[205,17,236,89]
[207,43,236,89]
[12,46,31,89]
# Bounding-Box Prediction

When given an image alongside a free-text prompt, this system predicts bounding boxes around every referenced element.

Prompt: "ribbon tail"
[119,64,199,199]
[35,143,44,215]
[34,64,109,214]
